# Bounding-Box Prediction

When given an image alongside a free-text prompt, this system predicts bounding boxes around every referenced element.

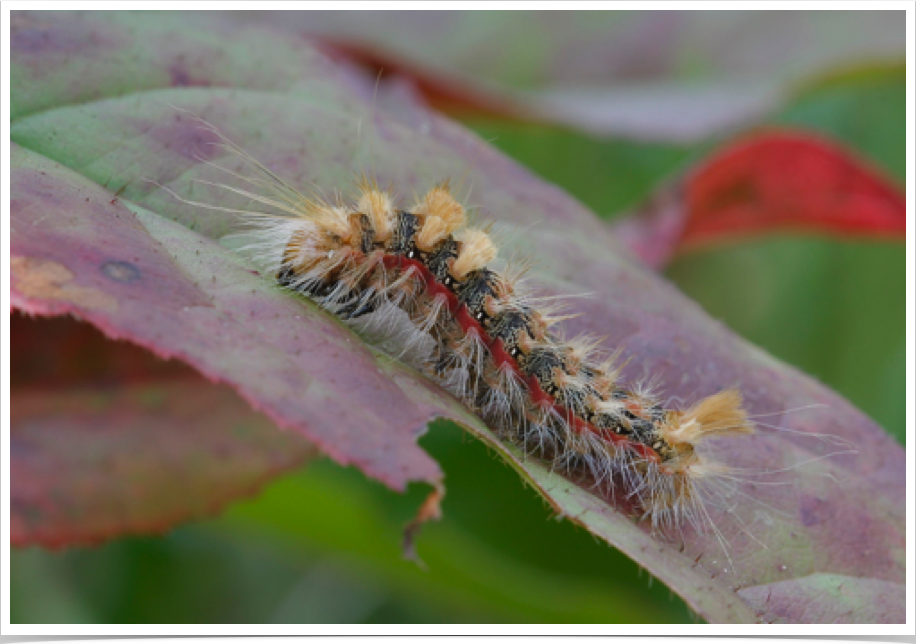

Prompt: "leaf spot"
[101,260,141,284]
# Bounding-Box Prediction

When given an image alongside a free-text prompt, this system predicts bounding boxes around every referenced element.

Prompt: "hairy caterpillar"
[163,127,760,538]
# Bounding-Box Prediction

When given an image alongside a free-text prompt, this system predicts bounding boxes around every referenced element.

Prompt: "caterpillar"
[166,127,756,537]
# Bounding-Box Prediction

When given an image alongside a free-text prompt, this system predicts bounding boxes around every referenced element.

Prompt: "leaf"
[11,379,319,548]
[10,145,447,493]
[275,11,906,88]
[11,313,200,389]
[612,130,906,268]
[737,574,905,624]
[10,12,904,623]
[241,10,905,142]
[11,314,320,547]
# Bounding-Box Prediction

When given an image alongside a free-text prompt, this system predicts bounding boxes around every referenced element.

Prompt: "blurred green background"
[11,12,905,624]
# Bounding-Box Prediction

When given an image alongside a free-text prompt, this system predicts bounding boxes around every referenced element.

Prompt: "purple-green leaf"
[10,11,904,623]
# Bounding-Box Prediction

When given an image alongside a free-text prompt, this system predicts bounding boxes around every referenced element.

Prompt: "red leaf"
[613,130,906,267]
[12,379,318,548]
[682,131,906,246]
[11,312,198,388]
[11,314,319,547]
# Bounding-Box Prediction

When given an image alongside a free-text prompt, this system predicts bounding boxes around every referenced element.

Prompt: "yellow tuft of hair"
[452,228,497,279]
[655,389,753,476]
[415,216,450,251]
[412,183,467,251]
[302,199,353,243]
[356,179,395,242]
[685,389,754,439]
[678,389,754,442]
[413,183,466,229]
